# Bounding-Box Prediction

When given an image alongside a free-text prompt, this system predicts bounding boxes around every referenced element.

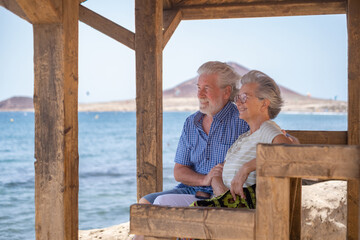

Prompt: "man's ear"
[224,85,232,100]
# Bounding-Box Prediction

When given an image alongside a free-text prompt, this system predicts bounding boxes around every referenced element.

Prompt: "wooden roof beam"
[79,5,135,50]
[179,0,346,20]
[0,0,30,23]
[163,9,182,49]
[15,0,61,23]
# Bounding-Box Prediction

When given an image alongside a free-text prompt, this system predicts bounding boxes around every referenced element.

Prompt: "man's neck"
[202,114,213,135]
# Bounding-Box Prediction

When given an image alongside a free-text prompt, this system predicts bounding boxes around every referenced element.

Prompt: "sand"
[79,180,347,240]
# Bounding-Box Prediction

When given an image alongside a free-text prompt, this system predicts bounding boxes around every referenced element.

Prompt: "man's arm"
[174,163,223,187]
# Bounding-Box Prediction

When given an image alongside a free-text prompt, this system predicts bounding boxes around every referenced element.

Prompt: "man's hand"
[281,130,300,144]
[211,176,228,196]
[202,163,224,186]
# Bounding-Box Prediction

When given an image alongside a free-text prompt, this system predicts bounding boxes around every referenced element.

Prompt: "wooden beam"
[163,9,182,49]
[130,204,255,239]
[180,0,346,20]
[0,0,30,23]
[79,5,135,50]
[257,144,360,179]
[347,0,360,239]
[33,0,79,239]
[15,0,60,23]
[135,0,163,200]
[285,130,347,145]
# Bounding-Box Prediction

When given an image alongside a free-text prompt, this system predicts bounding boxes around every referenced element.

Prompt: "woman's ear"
[261,99,270,110]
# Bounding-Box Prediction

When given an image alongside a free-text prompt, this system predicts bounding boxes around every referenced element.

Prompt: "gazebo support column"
[135,0,163,200]
[347,0,360,239]
[33,0,79,239]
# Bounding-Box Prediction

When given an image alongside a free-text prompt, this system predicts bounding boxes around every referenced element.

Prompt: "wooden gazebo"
[1,0,359,239]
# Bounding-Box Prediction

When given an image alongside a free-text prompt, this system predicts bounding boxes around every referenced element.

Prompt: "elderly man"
[139,61,249,205]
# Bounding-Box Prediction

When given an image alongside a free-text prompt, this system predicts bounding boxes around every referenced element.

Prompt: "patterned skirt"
[190,185,256,209]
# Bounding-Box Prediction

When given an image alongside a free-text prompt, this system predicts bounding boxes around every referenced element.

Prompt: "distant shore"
[0,97,347,113]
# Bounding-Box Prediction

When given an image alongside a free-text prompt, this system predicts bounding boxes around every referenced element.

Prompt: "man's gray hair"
[197,61,241,101]
[240,70,283,119]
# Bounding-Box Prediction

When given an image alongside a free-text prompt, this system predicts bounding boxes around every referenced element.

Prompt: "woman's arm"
[230,158,256,200]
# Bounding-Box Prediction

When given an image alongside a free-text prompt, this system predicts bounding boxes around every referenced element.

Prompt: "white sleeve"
[259,121,284,143]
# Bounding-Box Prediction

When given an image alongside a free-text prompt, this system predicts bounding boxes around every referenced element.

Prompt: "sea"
[0,111,348,240]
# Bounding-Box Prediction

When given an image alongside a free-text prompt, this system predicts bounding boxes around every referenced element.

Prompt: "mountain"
[0,96,34,111]
[0,62,347,112]
[164,61,308,102]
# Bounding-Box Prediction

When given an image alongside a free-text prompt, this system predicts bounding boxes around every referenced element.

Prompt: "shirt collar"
[194,101,234,127]
[213,101,234,122]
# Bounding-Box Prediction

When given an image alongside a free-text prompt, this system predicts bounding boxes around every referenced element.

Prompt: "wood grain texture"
[0,0,30,22]
[130,204,255,239]
[257,144,360,179]
[16,0,60,23]
[256,176,290,239]
[289,178,301,240]
[135,0,163,200]
[33,0,78,239]
[180,1,345,20]
[285,130,347,145]
[164,0,346,9]
[347,1,360,239]
[79,5,135,50]
[163,9,182,49]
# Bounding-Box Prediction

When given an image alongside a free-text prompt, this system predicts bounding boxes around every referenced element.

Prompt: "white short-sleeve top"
[222,120,283,188]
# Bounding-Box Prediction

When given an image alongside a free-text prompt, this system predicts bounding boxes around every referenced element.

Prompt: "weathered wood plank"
[135,0,163,200]
[285,130,347,145]
[130,204,255,239]
[289,178,301,240]
[79,5,135,50]
[163,9,182,49]
[180,1,346,20]
[33,0,79,239]
[256,176,290,239]
[347,0,360,239]
[16,0,60,23]
[0,0,30,23]
[257,144,360,179]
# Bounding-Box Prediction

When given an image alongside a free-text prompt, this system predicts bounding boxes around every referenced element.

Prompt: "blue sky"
[0,0,348,103]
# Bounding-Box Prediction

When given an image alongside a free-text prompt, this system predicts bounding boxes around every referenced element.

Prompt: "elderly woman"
[154,70,294,208]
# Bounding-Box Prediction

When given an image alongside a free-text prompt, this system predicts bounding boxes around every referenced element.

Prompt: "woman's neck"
[247,115,270,134]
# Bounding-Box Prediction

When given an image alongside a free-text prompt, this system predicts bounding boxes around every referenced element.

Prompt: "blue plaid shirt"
[174,101,249,194]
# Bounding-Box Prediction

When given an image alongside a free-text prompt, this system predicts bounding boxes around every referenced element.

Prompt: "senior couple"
[139,61,297,208]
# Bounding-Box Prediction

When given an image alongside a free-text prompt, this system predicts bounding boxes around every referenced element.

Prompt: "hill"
[0,62,347,112]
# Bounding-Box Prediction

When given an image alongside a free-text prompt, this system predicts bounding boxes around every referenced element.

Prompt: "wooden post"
[135,0,163,200]
[347,0,360,239]
[256,145,290,240]
[289,178,301,240]
[33,0,79,239]
[256,176,290,239]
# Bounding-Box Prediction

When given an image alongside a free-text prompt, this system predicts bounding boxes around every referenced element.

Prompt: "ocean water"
[0,111,347,239]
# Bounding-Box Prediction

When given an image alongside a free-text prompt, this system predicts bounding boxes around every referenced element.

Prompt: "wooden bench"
[130,143,360,239]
